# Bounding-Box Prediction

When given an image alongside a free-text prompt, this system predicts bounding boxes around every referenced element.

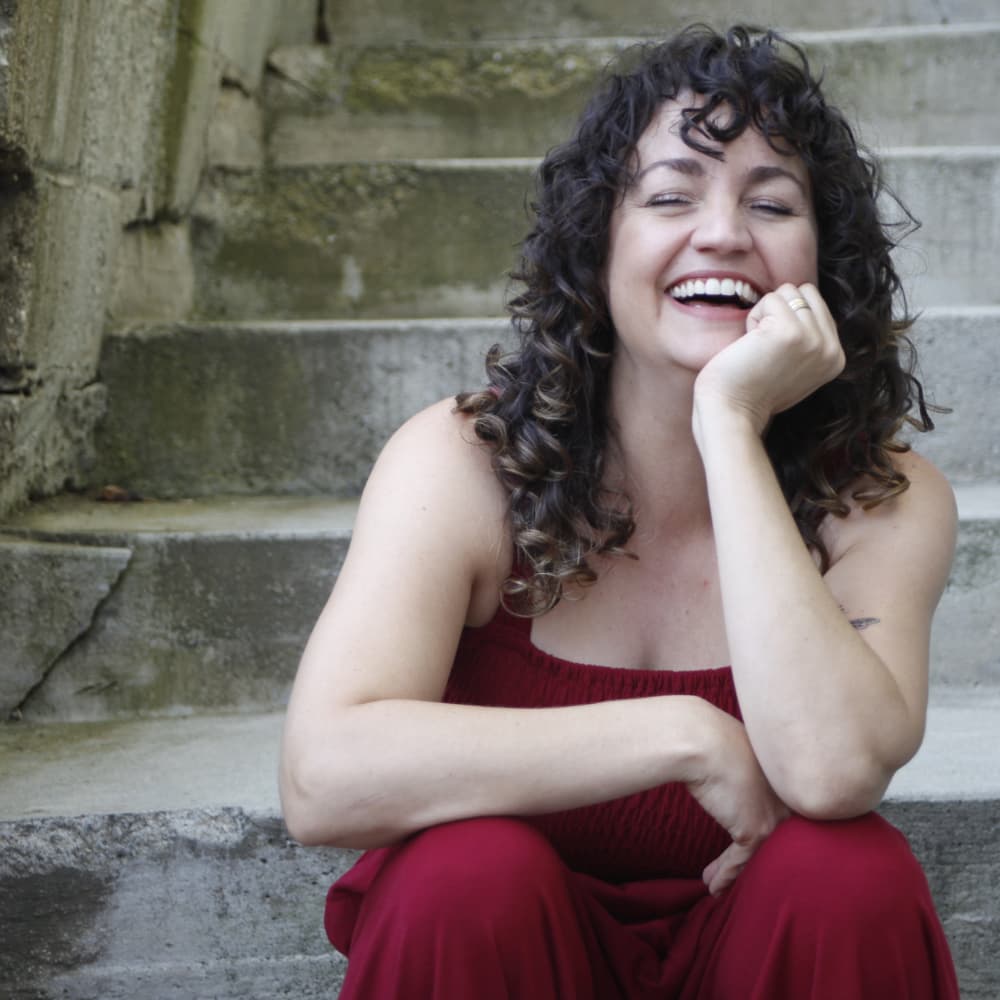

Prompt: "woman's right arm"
[279,400,782,880]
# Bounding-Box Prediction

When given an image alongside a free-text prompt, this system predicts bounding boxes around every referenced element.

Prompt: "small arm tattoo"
[849,617,880,631]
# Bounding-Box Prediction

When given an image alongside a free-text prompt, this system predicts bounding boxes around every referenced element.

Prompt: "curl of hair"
[455,24,935,615]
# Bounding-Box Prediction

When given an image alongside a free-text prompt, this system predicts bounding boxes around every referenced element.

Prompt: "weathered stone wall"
[0,0,316,519]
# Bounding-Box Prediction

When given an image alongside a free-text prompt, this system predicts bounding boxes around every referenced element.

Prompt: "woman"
[280,25,960,998]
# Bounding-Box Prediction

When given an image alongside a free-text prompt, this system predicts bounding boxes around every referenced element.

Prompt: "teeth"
[668,277,760,306]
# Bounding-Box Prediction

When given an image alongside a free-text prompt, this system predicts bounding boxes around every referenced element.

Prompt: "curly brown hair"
[455,24,934,615]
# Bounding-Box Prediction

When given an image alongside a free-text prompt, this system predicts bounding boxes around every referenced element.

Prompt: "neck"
[605,357,712,533]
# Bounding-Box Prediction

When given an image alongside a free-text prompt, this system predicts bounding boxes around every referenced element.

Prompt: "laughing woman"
[280,25,959,999]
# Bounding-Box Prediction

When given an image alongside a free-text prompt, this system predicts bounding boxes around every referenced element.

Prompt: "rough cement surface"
[912,308,1000,482]
[265,25,999,162]
[0,0,315,518]
[191,161,532,319]
[0,809,355,1000]
[0,688,997,996]
[93,319,507,497]
[0,381,109,519]
[108,221,195,325]
[884,149,1000,310]
[3,0,172,190]
[0,537,131,718]
[190,153,1000,320]
[0,713,286,819]
[91,313,992,493]
[0,497,352,721]
[932,515,1000,687]
[0,796,994,998]
[206,84,265,172]
[324,0,992,43]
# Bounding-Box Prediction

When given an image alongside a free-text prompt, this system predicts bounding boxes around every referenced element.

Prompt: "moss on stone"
[344,42,615,112]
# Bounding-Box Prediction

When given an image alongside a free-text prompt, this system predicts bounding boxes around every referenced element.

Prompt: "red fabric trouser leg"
[331,817,618,1000]
[326,813,960,999]
[672,812,960,999]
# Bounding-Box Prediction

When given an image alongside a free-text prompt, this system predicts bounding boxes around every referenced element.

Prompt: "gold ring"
[787,297,810,311]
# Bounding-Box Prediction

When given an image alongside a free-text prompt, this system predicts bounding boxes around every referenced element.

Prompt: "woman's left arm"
[693,283,958,819]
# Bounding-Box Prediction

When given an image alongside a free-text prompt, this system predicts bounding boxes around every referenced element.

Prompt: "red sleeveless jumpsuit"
[324,604,960,998]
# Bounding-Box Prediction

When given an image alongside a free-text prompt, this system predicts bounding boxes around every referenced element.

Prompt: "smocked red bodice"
[443,604,742,881]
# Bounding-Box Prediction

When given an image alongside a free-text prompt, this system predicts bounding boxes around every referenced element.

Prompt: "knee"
[371,817,567,933]
[744,813,929,924]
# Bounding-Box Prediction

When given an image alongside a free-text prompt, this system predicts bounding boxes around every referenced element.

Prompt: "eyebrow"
[634,157,809,195]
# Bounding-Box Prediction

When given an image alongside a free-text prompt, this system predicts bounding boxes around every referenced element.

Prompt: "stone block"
[0,809,354,1000]
[28,177,126,374]
[323,0,990,44]
[0,149,35,383]
[206,84,264,171]
[271,0,319,49]
[797,26,1000,149]
[931,492,1000,688]
[911,309,1000,482]
[264,26,999,162]
[4,0,174,190]
[0,537,131,718]
[190,153,998,321]
[0,381,108,519]
[2,496,354,720]
[885,150,1000,310]
[156,2,226,216]
[109,221,195,324]
[0,797,994,997]
[201,0,316,93]
[190,161,529,318]
[90,312,997,498]
[93,319,506,497]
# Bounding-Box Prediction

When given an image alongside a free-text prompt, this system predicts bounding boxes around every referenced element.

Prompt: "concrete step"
[88,311,1000,500]
[912,308,1000,484]
[1,690,998,998]
[0,497,355,722]
[264,25,1000,163]
[190,152,1000,320]
[92,319,508,499]
[0,484,996,721]
[322,0,994,43]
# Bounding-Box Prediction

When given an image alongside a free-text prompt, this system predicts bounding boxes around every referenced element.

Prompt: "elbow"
[279,752,354,846]
[280,754,401,849]
[776,755,893,821]
[280,761,334,846]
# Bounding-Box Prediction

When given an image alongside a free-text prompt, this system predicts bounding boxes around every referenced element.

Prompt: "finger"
[796,282,837,333]
[702,842,755,896]
[778,284,817,324]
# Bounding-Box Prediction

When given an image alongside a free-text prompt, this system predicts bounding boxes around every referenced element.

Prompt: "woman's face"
[604,98,820,378]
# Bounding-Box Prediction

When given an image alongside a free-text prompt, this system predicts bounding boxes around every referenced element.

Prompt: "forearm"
[280,694,709,847]
[693,401,911,816]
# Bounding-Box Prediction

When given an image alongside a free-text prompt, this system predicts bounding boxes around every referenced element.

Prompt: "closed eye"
[749,199,794,216]
[646,193,695,208]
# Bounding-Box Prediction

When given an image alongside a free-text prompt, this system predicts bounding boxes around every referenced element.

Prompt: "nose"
[690,201,753,255]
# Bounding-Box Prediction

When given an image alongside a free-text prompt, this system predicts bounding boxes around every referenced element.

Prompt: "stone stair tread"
[322,0,994,42]
[5,480,995,535]
[2,493,359,541]
[191,153,1000,320]
[0,713,286,822]
[1,684,997,826]
[261,28,1000,163]
[792,20,1000,40]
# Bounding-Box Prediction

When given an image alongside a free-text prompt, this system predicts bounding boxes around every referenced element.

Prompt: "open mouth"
[668,277,761,309]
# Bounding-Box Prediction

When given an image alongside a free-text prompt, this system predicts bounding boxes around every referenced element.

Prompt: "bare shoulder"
[821,449,957,606]
[350,397,512,622]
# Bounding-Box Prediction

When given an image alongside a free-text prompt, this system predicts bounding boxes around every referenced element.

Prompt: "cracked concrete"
[0,537,131,718]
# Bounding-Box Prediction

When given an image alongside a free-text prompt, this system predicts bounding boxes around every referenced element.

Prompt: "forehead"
[633,99,808,182]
